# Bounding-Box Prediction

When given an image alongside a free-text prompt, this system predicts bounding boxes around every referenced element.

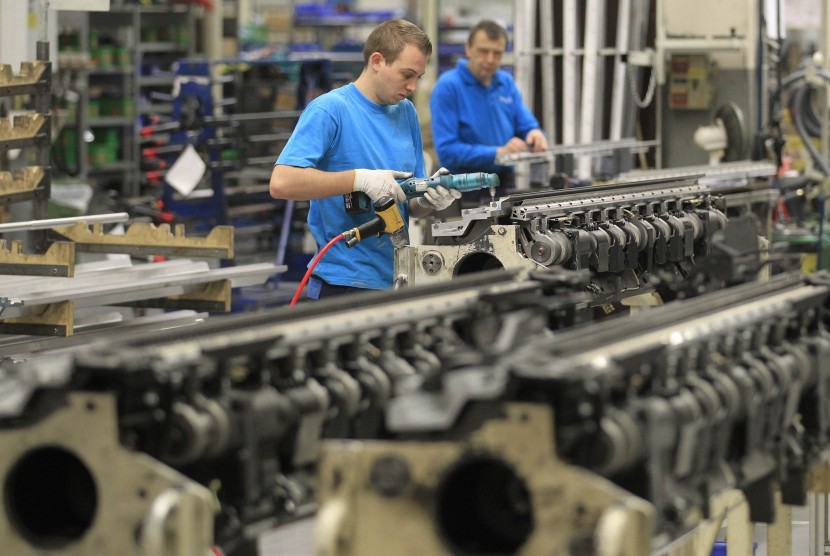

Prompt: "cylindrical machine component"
[705,208,728,232]
[161,402,215,466]
[677,211,704,240]
[605,224,627,248]
[651,217,671,241]
[528,230,572,266]
[592,408,645,476]
[622,220,646,250]
[664,214,685,238]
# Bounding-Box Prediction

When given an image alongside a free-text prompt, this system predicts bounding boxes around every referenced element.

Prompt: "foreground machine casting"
[0,269,590,555]
[2,248,830,555]
[317,271,830,555]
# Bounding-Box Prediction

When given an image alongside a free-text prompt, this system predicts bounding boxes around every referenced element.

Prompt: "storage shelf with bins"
[56,3,197,198]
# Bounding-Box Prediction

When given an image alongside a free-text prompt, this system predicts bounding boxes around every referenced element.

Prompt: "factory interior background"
[3,0,830,555]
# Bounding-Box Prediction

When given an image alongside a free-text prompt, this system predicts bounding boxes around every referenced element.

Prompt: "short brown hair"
[363,19,432,67]
[468,19,508,45]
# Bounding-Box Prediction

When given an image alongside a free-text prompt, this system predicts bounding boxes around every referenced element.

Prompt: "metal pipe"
[809,492,827,556]
[0,213,129,233]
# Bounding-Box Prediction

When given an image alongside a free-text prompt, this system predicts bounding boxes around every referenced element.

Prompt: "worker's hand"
[354,169,410,203]
[525,129,548,153]
[418,185,462,211]
[496,137,529,159]
[430,166,450,178]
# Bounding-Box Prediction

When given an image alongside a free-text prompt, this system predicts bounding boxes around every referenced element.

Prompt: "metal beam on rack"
[496,137,659,165]
[514,0,536,113]
[610,0,632,141]
[539,0,556,144]
[563,0,580,146]
[0,260,282,331]
[577,0,604,178]
[0,212,128,233]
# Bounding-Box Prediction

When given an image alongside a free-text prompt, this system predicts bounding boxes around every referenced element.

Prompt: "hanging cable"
[626,64,656,109]
[789,83,830,176]
[289,234,344,307]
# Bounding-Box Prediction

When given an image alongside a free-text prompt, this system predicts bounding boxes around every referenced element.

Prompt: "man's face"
[465,30,506,85]
[372,44,427,105]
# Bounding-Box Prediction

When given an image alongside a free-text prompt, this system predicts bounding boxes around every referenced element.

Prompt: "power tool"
[290,196,406,306]
[342,196,408,248]
[344,172,500,214]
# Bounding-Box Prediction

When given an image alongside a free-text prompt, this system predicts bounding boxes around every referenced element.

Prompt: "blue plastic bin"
[711,540,757,555]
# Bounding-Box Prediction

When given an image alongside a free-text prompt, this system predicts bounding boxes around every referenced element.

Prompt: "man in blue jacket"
[431,19,548,205]
[271,20,460,299]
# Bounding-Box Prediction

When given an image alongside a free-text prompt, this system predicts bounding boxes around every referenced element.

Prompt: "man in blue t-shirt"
[430,19,548,205]
[271,20,460,300]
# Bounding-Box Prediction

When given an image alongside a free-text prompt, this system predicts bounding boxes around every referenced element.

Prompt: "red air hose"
[289,234,345,307]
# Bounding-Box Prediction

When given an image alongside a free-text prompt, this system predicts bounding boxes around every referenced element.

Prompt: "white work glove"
[353,169,410,203]
[418,185,462,211]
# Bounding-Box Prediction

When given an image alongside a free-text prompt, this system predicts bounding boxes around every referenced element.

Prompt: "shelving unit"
[56,3,198,198]
[140,58,311,270]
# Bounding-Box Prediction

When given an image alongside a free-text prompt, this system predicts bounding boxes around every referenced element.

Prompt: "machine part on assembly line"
[316,404,655,556]
[395,175,733,304]
[349,270,830,556]
[421,250,444,274]
[0,236,816,556]
[529,230,572,266]
[0,392,214,556]
[0,269,593,556]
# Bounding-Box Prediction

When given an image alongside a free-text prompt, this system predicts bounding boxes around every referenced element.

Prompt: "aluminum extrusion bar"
[508,182,710,220]
[616,160,778,184]
[563,0,579,145]
[610,0,632,141]
[0,261,281,319]
[0,212,129,233]
[496,138,660,165]
[0,310,207,359]
[578,0,604,178]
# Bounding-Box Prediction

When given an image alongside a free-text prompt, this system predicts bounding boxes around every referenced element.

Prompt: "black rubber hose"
[790,83,830,176]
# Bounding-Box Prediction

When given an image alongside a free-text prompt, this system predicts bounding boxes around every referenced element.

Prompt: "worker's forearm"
[435,139,499,170]
[270,165,355,200]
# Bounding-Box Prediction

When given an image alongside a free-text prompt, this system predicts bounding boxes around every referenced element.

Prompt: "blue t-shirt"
[430,59,541,174]
[277,83,425,296]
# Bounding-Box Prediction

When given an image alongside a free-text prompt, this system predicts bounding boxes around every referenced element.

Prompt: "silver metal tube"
[0,213,129,233]
[809,492,827,556]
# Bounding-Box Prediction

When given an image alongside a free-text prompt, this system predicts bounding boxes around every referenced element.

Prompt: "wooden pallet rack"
[0,46,52,247]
